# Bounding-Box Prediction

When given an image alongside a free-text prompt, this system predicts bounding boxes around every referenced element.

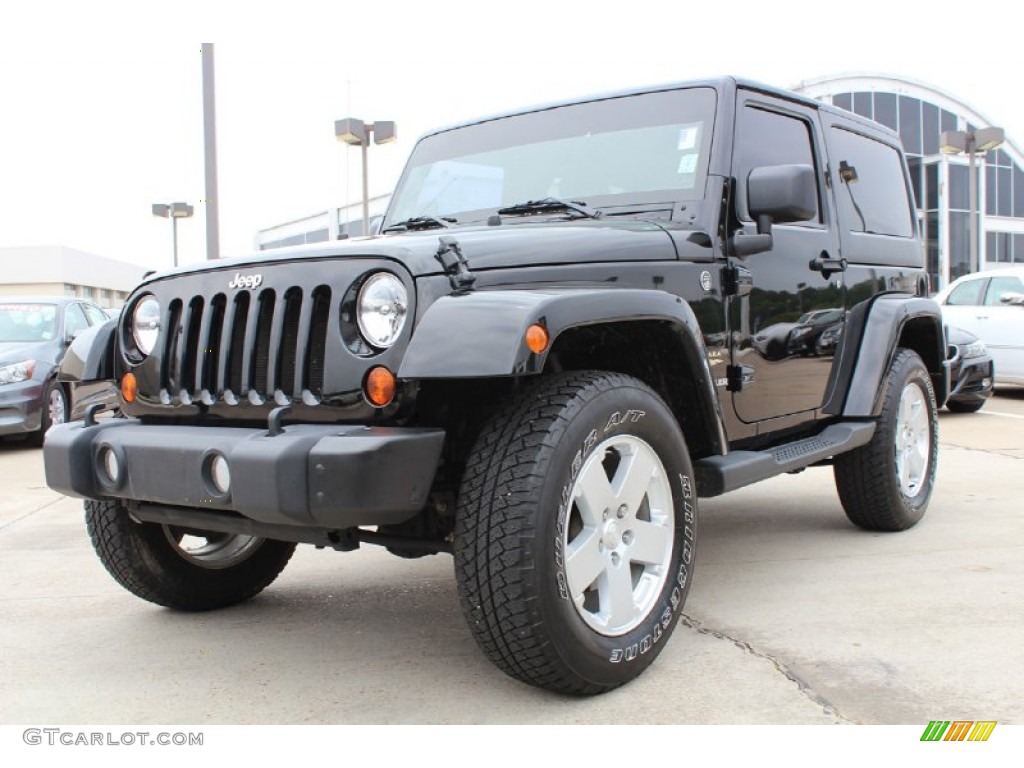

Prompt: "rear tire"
[834,349,938,531]
[32,379,68,446]
[454,371,697,695]
[85,499,296,611]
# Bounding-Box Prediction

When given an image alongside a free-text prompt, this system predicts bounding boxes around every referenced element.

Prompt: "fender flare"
[400,288,704,377]
[57,318,117,384]
[823,292,948,417]
[399,288,727,455]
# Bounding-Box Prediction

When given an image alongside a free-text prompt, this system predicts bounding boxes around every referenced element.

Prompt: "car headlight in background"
[961,340,987,359]
[0,360,35,385]
[131,296,162,357]
[357,273,408,349]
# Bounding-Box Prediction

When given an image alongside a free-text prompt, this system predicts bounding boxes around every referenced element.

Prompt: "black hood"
[140,219,688,286]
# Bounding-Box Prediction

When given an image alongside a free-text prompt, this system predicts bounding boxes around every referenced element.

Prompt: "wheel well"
[545,321,721,459]
[898,316,947,404]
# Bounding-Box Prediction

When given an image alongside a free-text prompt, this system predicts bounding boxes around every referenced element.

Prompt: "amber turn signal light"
[365,366,396,407]
[525,323,549,354]
[121,372,137,403]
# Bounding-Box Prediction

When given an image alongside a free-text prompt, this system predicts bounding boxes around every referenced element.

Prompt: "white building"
[255,194,392,251]
[0,245,146,308]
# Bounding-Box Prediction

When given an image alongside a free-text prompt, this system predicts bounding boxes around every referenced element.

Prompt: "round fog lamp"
[102,448,121,485]
[210,454,231,495]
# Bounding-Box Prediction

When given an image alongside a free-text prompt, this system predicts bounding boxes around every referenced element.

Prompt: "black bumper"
[43,419,445,529]
[948,356,994,404]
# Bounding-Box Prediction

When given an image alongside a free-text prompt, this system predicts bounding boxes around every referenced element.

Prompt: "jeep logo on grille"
[228,273,263,290]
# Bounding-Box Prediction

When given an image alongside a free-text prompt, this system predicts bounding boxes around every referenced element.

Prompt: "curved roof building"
[794,73,1024,290]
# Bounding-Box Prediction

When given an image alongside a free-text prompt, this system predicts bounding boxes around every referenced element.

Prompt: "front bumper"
[0,379,43,436]
[948,356,994,404]
[43,419,445,529]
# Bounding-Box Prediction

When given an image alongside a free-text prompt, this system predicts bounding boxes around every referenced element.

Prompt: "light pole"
[334,118,397,237]
[152,202,195,267]
[941,126,1005,275]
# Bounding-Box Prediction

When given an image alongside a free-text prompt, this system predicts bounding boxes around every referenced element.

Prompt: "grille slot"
[305,286,331,396]
[200,295,227,396]
[250,290,276,398]
[226,292,250,397]
[277,288,303,396]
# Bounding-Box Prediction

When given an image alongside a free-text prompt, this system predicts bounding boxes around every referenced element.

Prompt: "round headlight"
[131,296,161,357]
[357,273,408,349]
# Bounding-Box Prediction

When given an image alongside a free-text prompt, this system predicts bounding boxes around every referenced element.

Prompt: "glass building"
[794,74,1024,291]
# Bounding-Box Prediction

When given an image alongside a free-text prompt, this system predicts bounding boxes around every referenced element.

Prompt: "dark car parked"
[0,297,110,443]
[946,326,994,413]
[787,308,844,356]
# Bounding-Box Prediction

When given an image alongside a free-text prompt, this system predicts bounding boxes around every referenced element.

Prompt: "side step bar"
[694,421,876,498]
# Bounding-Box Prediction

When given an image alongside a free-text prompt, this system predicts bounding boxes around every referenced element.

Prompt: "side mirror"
[748,164,817,225]
[65,328,84,345]
[999,291,1024,306]
[732,164,817,258]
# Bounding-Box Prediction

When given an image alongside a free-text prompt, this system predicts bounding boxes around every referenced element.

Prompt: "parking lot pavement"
[1,389,1021,725]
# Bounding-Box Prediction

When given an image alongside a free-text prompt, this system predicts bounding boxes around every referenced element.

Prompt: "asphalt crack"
[681,613,851,724]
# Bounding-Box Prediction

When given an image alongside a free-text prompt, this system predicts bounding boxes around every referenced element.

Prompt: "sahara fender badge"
[700,271,712,292]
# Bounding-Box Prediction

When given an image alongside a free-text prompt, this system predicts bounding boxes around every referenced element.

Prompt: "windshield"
[0,303,58,343]
[385,87,717,226]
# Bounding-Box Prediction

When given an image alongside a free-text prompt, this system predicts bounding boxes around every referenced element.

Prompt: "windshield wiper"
[496,198,602,219]
[383,216,456,233]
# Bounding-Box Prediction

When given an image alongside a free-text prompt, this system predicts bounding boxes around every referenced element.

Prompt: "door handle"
[809,251,847,279]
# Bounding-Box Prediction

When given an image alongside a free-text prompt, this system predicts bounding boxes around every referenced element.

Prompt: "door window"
[83,303,109,325]
[64,303,89,338]
[984,275,1024,305]
[735,106,820,223]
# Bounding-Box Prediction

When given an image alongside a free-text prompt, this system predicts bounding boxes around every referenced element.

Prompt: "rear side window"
[735,106,820,223]
[830,127,914,238]
[946,278,985,306]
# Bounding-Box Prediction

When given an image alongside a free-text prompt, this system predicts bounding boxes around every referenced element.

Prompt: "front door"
[728,93,844,424]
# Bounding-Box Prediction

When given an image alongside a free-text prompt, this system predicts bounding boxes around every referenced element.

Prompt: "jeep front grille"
[159,285,331,406]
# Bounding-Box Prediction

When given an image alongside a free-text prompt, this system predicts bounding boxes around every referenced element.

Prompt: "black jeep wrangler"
[45,77,947,695]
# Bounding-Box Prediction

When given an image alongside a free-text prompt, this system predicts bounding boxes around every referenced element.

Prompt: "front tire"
[454,372,697,695]
[85,499,296,611]
[834,349,938,531]
[946,398,984,414]
[32,379,68,445]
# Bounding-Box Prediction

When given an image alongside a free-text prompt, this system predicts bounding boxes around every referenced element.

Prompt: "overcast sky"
[2,1,1019,271]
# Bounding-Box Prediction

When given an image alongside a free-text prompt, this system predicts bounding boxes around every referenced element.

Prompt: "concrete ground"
[1,389,1021,725]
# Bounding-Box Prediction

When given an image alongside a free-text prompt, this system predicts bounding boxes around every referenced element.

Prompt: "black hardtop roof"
[421,75,901,144]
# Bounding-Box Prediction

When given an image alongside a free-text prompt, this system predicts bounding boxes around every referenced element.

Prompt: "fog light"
[101,448,121,484]
[210,454,231,495]
[982,378,992,388]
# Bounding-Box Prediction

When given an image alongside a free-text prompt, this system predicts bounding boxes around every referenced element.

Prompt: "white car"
[933,266,1024,385]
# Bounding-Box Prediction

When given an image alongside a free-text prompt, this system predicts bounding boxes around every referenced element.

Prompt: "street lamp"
[941,126,1005,275]
[151,202,194,267]
[335,118,397,237]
